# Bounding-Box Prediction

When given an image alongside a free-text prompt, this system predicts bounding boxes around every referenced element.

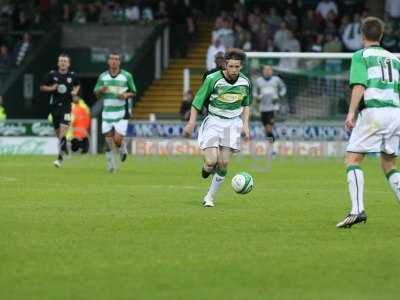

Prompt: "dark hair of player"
[224,48,246,63]
[108,52,121,60]
[58,53,71,60]
[361,17,384,42]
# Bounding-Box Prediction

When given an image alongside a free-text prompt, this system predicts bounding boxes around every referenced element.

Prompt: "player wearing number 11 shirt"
[337,17,400,228]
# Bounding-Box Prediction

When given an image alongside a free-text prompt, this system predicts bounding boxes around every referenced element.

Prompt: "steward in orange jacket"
[71,97,90,153]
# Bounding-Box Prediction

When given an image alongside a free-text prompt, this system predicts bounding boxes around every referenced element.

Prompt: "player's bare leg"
[114,132,127,162]
[104,129,117,173]
[337,152,367,228]
[381,153,400,203]
[202,147,218,178]
[203,147,232,207]
[54,124,69,168]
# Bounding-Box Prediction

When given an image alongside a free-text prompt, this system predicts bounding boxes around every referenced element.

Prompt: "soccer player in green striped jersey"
[94,53,136,173]
[184,48,251,207]
[337,17,400,228]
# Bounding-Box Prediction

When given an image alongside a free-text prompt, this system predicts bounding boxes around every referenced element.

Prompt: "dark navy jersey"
[43,69,80,108]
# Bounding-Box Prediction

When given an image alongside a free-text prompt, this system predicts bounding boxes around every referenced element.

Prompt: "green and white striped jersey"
[350,45,400,108]
[192,71,252,118]
[94,69,136,122]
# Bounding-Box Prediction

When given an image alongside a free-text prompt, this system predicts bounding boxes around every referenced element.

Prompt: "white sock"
[386,169,400,203]
[105,151,116,170]
[120,141,127,154]
[347,166,365,214]
[206,173,225,199]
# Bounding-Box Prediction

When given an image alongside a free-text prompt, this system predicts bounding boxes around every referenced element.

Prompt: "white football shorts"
[198,114,243,151]
[347,107,400,156]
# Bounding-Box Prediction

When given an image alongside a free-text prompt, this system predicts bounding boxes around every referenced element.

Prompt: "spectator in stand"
[215,11,232,31]
[324,17,338,37]
[274,22,289,51]
[342,13,362,51]
[282,30,301,52]
[254,23,273,51]
[316,0,338,22]
[142,4,154,21]
[12,3,30,30]
[206,38,225,70]
[73,3,87,24]
[342,0,364,15]
[385,0,400,21]
[283,8,298,32]
[339,15,350,35]
[248,7,263,34]
[279,0,299,12]
[309,34,324,52]
[180,90,194,121]
[279,30,300,69]
[87,3,100,23]
[301,9,319,49]
[323,33,342,52]
[232,1,247,25]
[382,23,397,52]
[99,2,115,25]
[14,32,31,66]
[248,12,263,35]
[62,3,72,22]
[0,45,11,68]
[233,21,251,51]
[125,1,140,22]
[112,2,125,22]
[266,7,282,33]
[212,17,234,49]
[155,1,169,21]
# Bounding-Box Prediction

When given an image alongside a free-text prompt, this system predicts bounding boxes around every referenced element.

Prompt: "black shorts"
[51,106,71,130]
[261,111,275,126]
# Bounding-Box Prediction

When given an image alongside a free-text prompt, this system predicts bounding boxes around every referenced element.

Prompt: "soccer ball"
[231,172,254,194]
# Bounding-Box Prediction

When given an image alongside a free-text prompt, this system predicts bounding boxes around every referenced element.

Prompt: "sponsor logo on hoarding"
[0,123,27,136]
[0,121,54,137]
[130,138,347,157]
[31,122,54,136]
[0,137,58,155]
[127,122,350,141]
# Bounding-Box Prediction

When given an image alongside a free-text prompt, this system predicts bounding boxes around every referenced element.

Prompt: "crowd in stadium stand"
[206,0,400,70]
[0,0,197,67]
[0,32,32,68]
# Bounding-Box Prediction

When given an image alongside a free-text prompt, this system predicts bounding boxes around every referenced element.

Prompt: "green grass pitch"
[1,155,400,300]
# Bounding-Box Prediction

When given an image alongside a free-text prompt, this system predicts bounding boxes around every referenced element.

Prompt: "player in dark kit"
[202,51,225,82]
[40,53,80,168]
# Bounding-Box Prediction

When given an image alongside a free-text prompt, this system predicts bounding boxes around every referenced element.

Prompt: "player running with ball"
[184,48,252,207]
[337,17,400,228]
